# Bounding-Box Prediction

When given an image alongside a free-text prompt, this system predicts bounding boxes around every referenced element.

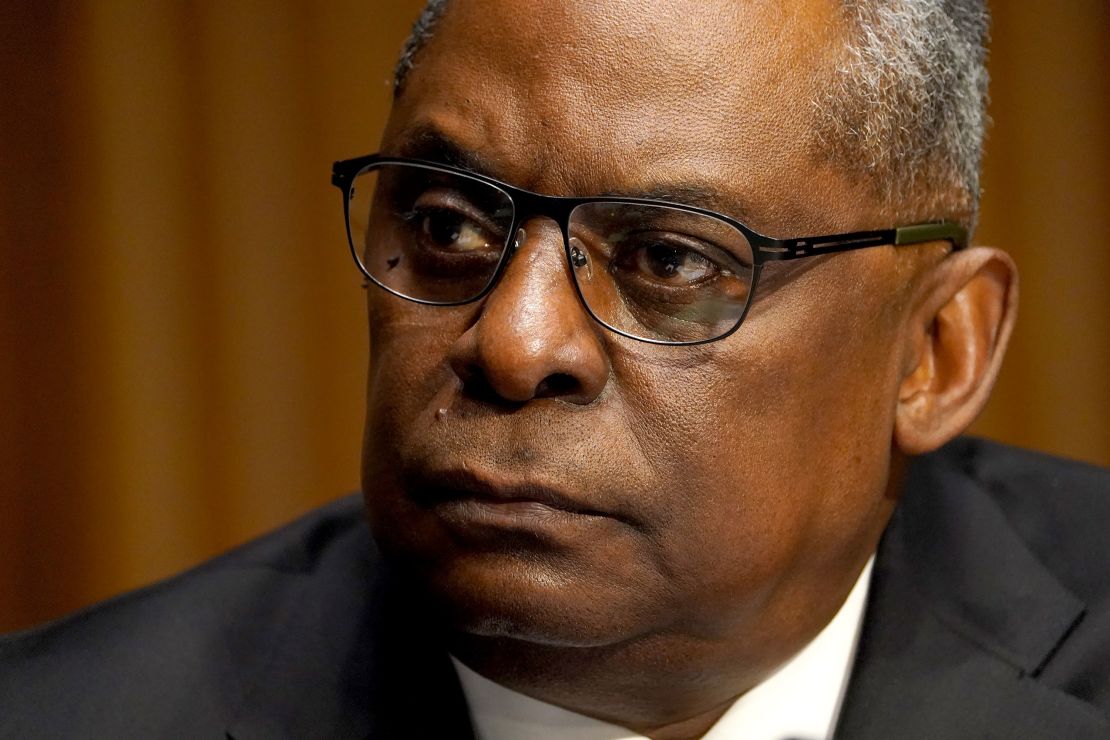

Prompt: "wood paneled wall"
[1,2,1107,632]
[974,1,1110,463]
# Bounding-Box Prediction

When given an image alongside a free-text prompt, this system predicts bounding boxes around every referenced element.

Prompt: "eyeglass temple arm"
[756,221,968,262]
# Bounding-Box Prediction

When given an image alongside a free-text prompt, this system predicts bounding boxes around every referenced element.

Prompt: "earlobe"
[894,247,1019,455]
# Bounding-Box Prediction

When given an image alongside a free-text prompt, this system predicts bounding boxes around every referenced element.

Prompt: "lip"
[431,498,608,537]
[406,467,622,528]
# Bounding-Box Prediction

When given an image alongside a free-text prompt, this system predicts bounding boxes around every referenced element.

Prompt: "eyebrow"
[393,125,761,226]
[395,125,500,177]
[600,183,759,226]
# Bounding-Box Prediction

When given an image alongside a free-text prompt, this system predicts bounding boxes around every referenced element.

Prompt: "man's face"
[363,0,910,667]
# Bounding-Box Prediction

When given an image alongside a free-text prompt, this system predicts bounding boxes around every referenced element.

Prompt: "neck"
[449,629,786,737]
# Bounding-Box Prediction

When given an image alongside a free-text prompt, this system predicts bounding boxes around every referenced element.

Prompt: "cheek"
[604,349,792,606]
[609,276,901,599]
[365,299,463,439]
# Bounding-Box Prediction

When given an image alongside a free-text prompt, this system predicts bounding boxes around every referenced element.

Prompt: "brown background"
[1,2,1107,633]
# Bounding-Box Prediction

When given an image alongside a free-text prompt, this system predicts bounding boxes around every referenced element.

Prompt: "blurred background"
[1,1,1107,633]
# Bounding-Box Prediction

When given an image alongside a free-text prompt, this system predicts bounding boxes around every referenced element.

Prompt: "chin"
[404,546,661,648]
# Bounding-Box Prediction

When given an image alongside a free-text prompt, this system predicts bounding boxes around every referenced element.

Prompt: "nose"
[446,218,610,405]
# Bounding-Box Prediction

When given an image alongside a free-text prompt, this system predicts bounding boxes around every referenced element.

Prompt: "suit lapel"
[224,532,474,739]
[834,448,1107,739]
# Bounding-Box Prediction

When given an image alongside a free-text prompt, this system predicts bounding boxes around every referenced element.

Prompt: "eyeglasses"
[331,155,967,346]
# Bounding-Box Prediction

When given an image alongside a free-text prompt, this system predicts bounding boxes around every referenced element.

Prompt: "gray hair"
[815,0,991,229]
[393,0,990,228]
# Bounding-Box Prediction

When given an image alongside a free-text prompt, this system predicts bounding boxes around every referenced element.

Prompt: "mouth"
[405,467,623,536]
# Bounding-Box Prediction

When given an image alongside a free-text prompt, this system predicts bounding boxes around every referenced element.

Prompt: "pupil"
[648,244,681,277]
[425,214,462,246]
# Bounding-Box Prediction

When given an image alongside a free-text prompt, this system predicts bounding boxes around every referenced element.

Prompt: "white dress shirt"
[453,557,874,740]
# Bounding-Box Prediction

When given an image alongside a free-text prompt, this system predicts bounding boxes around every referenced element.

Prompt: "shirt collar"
[454,556,874,740]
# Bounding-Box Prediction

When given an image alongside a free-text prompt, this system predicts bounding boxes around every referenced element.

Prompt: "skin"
[360,1,1018,737]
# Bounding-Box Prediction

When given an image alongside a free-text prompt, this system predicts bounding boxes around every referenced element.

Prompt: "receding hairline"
[393,0,451,98]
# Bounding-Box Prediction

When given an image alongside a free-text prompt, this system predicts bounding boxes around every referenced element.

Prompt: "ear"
[894,247,1019,455]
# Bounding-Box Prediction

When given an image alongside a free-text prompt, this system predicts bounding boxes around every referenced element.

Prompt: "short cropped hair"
[393,0,991,230]
[815,0,990,229]
[393,0,450,98]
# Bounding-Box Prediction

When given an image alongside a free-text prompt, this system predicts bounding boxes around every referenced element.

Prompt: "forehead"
[387,0,859,235]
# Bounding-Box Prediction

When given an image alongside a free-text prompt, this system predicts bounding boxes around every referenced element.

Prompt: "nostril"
[534,373,581,400]
[457,366,524,409]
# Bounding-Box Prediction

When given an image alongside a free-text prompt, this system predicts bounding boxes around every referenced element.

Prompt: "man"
[2,1,1108,738]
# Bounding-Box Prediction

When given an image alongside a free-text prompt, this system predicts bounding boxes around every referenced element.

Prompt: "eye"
[397,185,505,255]
[615,238,721,286]
[415,208,495,253]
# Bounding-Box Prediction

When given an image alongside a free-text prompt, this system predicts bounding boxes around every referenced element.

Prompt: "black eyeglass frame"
[332,154,968,346]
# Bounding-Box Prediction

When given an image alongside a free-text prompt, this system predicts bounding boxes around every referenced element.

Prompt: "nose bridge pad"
[507,217,574,274]
[568,236,592,280]
[502,217,590,298]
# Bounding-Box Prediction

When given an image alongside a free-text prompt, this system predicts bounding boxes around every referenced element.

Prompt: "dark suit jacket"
[2,438,1109,739]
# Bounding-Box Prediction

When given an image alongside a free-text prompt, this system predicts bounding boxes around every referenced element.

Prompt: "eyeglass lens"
[348,163,756,343]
